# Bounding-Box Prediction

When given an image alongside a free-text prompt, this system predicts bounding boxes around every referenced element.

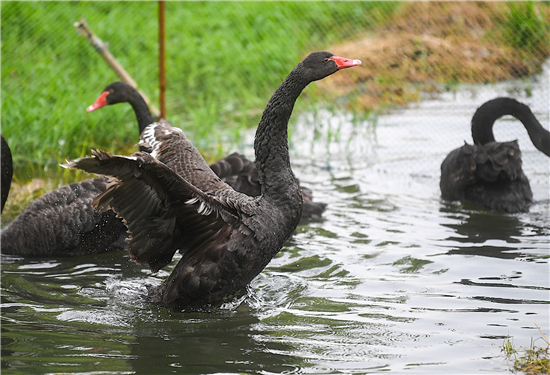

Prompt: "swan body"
[0,135,126,257]
[1,177,127,256]
[440,97,550,213]
[65,52,361,308]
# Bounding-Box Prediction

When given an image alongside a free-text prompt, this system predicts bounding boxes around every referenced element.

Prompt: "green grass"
[503,1,550,52]
[1,1,399,181]
[502,325,550,375]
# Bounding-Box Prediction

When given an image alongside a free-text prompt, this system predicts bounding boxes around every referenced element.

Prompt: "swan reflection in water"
[439,203,545,260]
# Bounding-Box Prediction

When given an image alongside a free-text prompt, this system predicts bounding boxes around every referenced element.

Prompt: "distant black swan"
[440,97,550,213]
[65,51,361,308]
[88,81,327,219]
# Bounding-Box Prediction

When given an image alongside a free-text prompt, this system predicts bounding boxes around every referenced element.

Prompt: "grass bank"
[1,1,398,174]
[323,1,550,111]
[2,2,548,172]
[1,1,549,219]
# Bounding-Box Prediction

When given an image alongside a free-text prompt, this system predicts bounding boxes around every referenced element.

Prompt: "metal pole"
[159,0,166,119]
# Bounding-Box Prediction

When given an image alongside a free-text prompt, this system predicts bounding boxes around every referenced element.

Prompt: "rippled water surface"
[2,69,549,374]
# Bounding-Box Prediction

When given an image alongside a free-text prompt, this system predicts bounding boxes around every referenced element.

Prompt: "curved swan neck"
[519,107,550,157]
[253,68,308,198]
[126,89,155,134]
[471,98,550,156]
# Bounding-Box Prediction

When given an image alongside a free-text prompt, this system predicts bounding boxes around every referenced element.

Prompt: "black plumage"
[65,51,361,308]
[1,177,127,256]
[94,81,327,219]
[1,135,13,213]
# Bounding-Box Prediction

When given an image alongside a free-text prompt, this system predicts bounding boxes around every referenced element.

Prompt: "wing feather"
[64,149,247,272]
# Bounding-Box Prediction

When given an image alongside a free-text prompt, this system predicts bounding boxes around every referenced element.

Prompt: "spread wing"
[64,149,253,272]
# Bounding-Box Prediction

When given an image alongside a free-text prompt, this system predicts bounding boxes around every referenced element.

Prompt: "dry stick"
[534,322,550,346]
[74,19,161,118]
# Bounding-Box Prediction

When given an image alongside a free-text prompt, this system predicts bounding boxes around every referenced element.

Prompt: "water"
[2,67,549,373]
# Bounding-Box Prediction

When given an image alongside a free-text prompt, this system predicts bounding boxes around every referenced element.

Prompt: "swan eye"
[324,58,330,63]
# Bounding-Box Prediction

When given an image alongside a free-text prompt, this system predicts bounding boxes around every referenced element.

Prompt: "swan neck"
[517,107,550,156]
[471,99,550,156]
[127,91,155,134]
[253,69,307,198]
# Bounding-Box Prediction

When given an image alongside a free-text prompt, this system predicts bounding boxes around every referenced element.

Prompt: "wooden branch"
[74,19,161,118]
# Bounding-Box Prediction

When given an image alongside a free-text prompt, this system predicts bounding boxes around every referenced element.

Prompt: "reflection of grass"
[273,255,332,273]
[392,256,433,273]
[502,324,550,375]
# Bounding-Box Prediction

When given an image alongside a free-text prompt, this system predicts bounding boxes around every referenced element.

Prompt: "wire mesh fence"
[1,1,549,175]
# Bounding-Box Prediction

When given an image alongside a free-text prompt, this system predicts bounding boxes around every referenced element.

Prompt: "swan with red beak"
[64,51,362,309]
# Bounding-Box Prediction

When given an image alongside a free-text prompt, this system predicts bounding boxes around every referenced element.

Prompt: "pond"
[1,64,549,374]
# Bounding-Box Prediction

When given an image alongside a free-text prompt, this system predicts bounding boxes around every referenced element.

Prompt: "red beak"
[330,56,362,69]
[87,91,109,113]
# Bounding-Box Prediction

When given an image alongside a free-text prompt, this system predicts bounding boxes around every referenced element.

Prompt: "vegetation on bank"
[1,1,398,174]
[502,325,550,375]
[1,1,549,218]
[323,1,550,111]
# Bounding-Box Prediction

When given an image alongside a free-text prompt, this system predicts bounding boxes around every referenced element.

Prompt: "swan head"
[299,51,361,82]
[87,81,135,112]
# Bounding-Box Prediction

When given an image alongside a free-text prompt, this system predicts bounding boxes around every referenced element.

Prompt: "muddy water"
[1,65,549,373]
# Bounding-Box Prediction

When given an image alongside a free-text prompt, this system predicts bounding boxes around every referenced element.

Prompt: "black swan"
[89,81,327,218]
[1,135,13,213]
[64,51,361,308]
[0,84,157,256]
[440,97,550,213]
[1,83,165,256]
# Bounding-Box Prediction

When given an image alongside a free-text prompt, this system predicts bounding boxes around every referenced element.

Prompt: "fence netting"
[1,1,549,174]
